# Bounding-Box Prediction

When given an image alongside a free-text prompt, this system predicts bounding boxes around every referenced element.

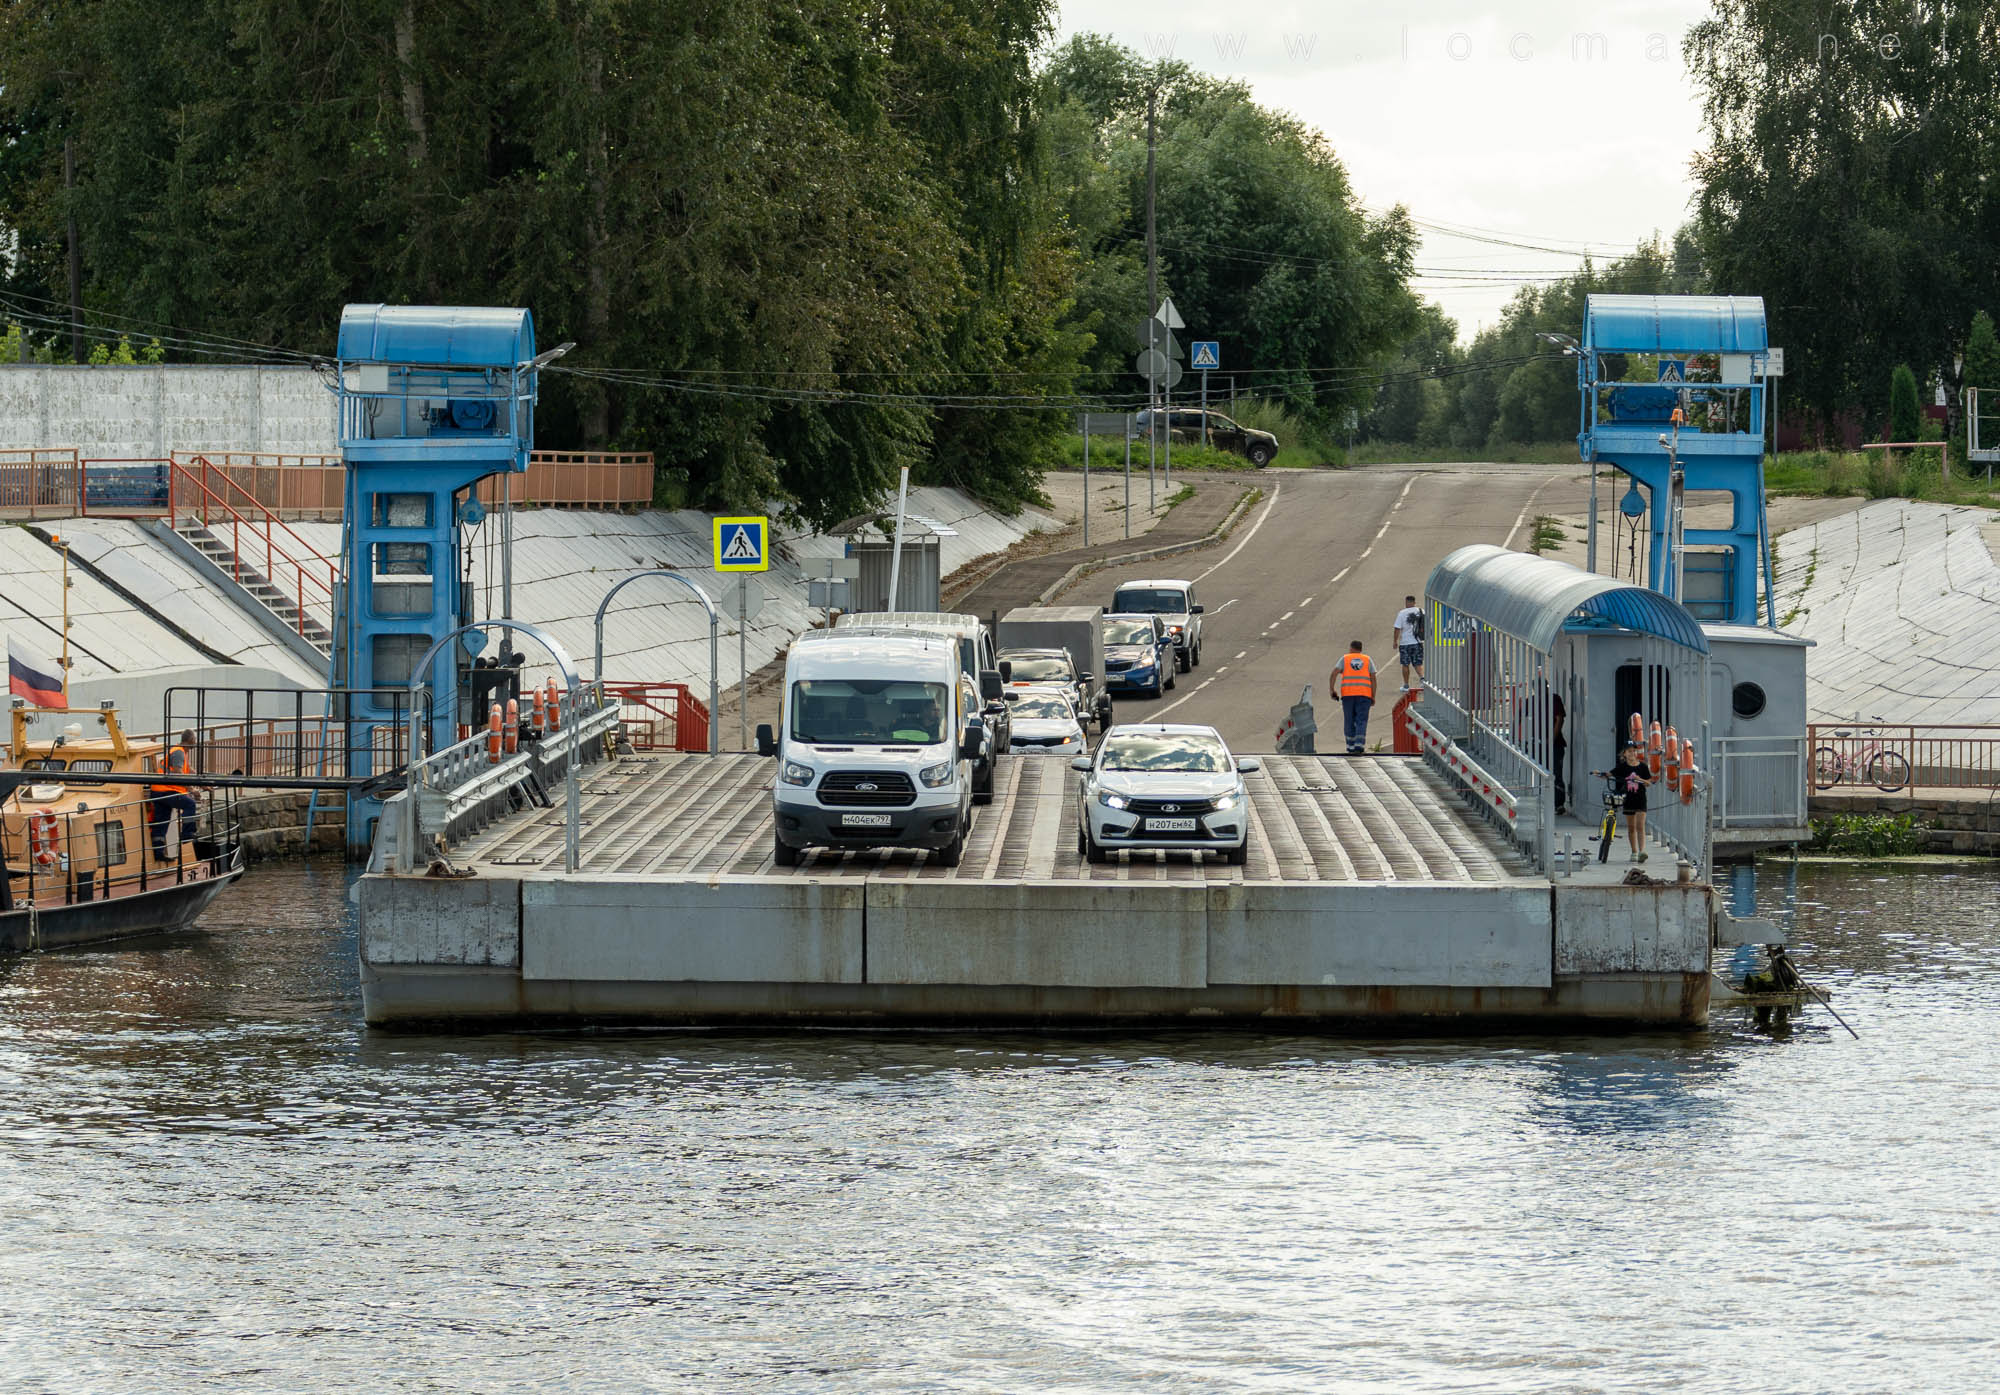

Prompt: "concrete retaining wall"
[359,874,1718,1027]
[0,365,334,459]
[1208,883,1551,988]
[1809,789,2000,856]
[867,881,1205,987]
[522,878,864,982]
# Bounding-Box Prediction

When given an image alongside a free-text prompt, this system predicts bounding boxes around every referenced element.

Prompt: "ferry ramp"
[359,752,1714,1031]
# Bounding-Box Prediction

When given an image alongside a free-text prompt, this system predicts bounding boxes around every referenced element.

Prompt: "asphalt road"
[1060,462,1591,751]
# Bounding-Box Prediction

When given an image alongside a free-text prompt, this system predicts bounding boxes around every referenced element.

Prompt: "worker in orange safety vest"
[1332,640,1377,755]
[149,729,198,861]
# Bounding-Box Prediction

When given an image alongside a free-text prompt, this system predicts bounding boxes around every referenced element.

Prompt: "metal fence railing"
[1713,736,1808,828]
[600,681,710,753]
[160,687,429,783]
[1808,723,2000,792]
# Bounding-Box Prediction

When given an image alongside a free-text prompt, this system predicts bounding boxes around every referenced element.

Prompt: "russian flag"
[7,634,65,708]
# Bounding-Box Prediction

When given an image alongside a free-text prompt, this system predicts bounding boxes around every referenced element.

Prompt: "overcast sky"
[1054,0,1715,340]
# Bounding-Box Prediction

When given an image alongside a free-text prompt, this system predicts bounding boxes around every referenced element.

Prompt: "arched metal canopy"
[1425,545,1709,654]
[1582,294,1767,355]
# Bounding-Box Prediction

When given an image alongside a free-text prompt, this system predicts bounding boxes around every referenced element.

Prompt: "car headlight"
[1097,791,1130,810]
[1056,735,1077,745]
[919,761,953,788]
[1169,624,1183,634]
[780,760,815,787]
[1211,792,1239,812]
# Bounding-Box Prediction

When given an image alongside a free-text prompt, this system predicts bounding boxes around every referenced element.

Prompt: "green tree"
[1686,1,2000,438]
[1889,364,1921,445]
[1960,311,2000,454]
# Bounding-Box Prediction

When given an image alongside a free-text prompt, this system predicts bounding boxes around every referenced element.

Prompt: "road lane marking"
[1212,598,1238,613]
[1502,473,1566,550]
[1303,596,1315,606]
[1327,567,1350,585]
[1215,666,1230,674]
[1280,610,1294,622]
[1196,481,1281,581]
[1234,650,1246,659]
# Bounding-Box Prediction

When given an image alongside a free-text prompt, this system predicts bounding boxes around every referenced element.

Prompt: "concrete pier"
[358,753,1715,1030]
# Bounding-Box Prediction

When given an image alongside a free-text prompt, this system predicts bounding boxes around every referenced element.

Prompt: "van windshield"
[791,679,951,746]
[1112,588,1187,614]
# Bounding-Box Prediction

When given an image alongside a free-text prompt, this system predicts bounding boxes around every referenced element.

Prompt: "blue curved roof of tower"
[1583,295,1767,355]
[1425,544,1710,654]
[336,304,535,367]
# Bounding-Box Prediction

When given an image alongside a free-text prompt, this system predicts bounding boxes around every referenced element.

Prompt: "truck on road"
[996,606,1113,730]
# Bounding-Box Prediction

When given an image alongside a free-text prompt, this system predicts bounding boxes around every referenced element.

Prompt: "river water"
[2,859,1996,1393]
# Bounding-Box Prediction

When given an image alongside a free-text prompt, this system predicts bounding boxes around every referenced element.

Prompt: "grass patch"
[1054,434,1249,473]
[1529,516,1567,554]
[1345,441,1581,467]
[1766,449,2000,505]
[1163,483,1196,509]
[1808,812,1929,857]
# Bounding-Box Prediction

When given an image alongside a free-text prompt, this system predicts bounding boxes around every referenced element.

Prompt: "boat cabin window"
[62,758,110,786]
[95,819,128,866]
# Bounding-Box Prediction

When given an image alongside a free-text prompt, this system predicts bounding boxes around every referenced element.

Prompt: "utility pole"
[1145,84,1159,432]
[64,135,83,363]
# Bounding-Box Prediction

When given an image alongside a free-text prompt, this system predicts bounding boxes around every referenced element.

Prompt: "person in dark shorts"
[1391,595,1425,690]
[1593,741,1656,862]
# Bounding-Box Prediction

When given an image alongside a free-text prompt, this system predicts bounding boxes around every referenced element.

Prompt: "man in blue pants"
[1333,641,1377,755]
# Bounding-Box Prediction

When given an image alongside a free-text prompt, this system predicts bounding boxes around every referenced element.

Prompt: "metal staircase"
[161,456,339,669]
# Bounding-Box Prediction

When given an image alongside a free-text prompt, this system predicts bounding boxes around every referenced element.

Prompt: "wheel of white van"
[973,764,994,805]
[935,822,965,868]
[1225,842,1248,867]
[773,831,799,867]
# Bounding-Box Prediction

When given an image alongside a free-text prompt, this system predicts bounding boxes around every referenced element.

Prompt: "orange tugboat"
[1,702,243,952]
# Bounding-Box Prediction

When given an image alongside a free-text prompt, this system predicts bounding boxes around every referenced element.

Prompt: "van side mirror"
[1235,757,1261,774]
[960,717,985,761]
[1191,603,1205,614]
[1070,756,1092,772]
[997,660,1013,682]
[980,669,1003,702]
[755,723,778,758]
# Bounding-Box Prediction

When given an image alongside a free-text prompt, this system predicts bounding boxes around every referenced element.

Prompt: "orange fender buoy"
[504,698,520,754]
[487,703,503,764]
[1680,739,1697,805]
[1648,720,1665,776]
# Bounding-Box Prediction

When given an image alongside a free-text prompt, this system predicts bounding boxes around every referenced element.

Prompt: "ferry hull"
[1,855,244,953]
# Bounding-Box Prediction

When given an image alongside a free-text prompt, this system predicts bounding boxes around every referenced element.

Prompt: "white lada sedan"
[1071,723,1259,865]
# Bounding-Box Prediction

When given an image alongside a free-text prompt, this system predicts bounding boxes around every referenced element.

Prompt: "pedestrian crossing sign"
[713,516,770,572]
[1191,341,1220,369]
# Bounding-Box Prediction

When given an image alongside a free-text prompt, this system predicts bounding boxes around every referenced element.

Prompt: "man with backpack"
[1391,595,1426,690]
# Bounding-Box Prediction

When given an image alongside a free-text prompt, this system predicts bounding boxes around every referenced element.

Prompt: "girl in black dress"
[1604,741,1656,862]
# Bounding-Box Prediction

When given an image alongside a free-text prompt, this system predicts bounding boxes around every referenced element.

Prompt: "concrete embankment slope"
[1773,500,2000,725]
[220,487,1058,692]
[0,521,323,722]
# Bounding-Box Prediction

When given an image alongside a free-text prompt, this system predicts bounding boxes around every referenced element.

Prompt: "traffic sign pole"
[1201,370,1209,447]
[1082,424,1090,549]
[738,582,748,752]
[1123,416,1132,539]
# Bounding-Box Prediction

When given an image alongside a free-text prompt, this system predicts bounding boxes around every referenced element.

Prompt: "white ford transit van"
[761,628,983,867]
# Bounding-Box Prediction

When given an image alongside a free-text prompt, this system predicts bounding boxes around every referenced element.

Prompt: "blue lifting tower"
[1577,295,1775,628]
[331,305,562,850]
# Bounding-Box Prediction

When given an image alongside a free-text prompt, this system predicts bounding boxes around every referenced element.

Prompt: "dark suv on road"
[1136,408,1279,467]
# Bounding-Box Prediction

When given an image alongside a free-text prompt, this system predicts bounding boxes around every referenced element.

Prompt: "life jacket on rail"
[1337,652,1376,700]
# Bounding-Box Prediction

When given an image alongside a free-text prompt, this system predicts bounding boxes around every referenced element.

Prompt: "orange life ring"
[1664,728,1681,789]
[1648,720,1665,776]
[28,809,60,867]
[1680,739,1697,804]
[545,679,562,728]
[487,703,503,764]
[530,688,546,733]
[1628,712,1643,747]
[504,698,520,754]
